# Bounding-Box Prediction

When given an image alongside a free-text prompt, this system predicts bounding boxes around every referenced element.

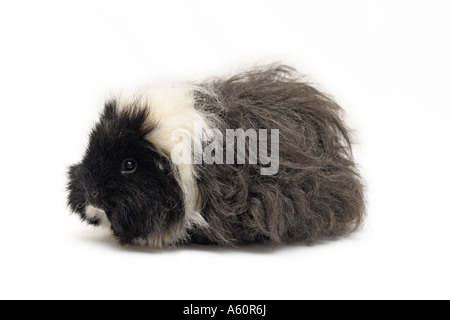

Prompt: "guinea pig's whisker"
[75,202,87,210]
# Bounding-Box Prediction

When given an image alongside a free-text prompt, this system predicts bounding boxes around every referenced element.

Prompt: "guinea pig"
[67,64,365,247]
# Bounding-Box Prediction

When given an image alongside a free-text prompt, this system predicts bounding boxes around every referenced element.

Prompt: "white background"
[0,0,449,300]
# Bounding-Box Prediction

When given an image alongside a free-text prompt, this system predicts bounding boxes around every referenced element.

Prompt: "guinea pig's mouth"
[84,204,111,227]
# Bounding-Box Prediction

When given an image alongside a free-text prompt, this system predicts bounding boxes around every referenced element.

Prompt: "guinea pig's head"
[67,100,185,246]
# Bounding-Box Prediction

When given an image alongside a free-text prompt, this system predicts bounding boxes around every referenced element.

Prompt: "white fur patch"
[85,205,111,228]
[115,85,210,245]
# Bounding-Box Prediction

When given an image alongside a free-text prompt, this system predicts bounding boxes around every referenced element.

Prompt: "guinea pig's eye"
[121,159,137,174]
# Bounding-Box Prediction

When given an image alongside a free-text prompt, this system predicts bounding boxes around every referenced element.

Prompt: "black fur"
[67,101,185,245]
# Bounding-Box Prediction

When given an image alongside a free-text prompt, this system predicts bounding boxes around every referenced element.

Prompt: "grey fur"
[190,65,365,245]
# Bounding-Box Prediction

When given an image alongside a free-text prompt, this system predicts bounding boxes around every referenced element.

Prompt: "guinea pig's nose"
[86,190,99,203]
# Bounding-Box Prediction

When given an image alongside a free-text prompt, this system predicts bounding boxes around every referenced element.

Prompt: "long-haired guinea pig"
[67,65,365,247]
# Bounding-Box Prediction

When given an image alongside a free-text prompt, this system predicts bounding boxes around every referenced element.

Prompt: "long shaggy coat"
[67,65,365,247]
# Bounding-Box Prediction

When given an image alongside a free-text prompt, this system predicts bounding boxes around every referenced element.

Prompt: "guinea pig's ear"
[100,100,118,122]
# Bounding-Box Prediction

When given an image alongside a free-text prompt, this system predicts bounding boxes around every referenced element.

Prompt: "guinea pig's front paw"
[130,238,149,246]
